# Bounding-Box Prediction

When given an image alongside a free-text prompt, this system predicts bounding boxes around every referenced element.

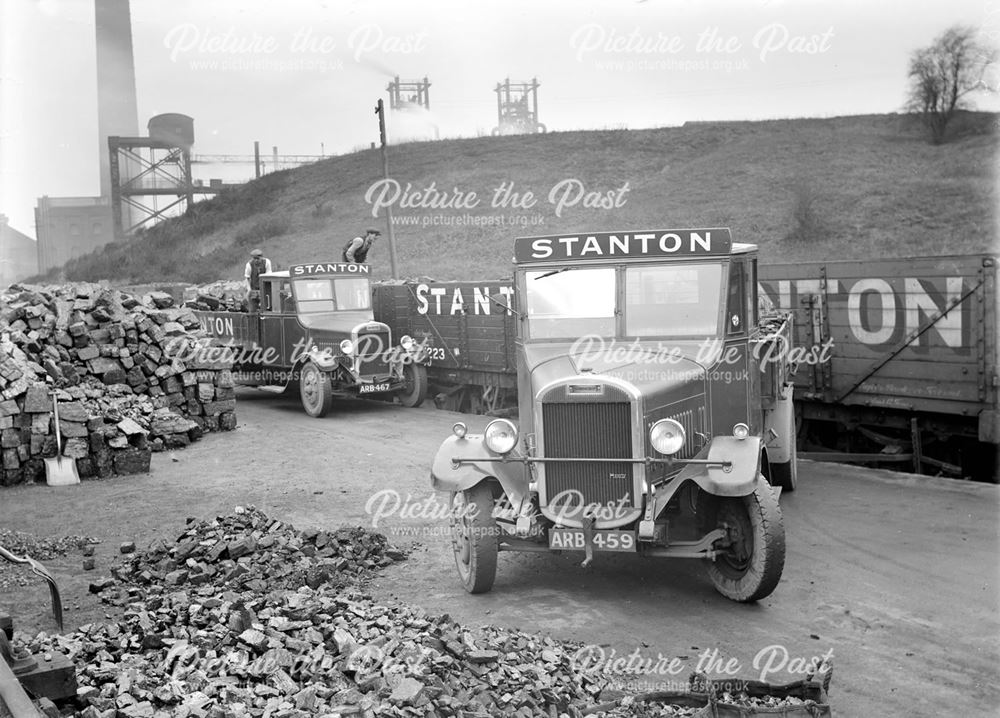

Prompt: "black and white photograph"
[0,0,998,716]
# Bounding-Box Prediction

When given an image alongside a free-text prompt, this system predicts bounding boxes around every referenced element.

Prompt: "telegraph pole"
[376,99,399,279]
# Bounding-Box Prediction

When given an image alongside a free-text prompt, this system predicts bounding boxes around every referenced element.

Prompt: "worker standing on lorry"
[244,249,272,312]
[343,227,380,263]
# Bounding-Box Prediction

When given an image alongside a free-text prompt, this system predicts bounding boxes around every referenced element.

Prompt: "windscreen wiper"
[487,294,520,317]
[533,267,570,280]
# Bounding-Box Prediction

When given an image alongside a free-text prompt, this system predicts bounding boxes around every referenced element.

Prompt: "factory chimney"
[94,0,139,199]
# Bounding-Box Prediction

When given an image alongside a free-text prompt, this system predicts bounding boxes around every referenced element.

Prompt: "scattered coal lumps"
[19,507,828,717]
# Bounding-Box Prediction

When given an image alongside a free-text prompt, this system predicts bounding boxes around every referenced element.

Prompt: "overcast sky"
[2,0,998,239]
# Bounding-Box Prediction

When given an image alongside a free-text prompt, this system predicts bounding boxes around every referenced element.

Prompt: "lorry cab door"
[279,280,306,366]
[259,280,286,372]
[711,258,756,434]
[744,257,763,432]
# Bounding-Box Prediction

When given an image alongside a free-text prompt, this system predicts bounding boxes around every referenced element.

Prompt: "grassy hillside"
[52,112,998,285]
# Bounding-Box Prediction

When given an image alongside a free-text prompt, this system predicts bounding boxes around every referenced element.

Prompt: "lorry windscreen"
[525,267,615,338]
[293,278,372,313]
[625,263,723,337]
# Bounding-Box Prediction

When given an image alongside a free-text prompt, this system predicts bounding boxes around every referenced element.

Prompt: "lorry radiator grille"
[357,331,391,376]
[542,402,634,509]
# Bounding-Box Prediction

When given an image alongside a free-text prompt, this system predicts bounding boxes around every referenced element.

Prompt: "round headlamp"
[452,422,467,438]
[339,339,354,355]
[484,419,518,455]
[400,334,414,350]
[650,418,686,456]
[733,423,750,440]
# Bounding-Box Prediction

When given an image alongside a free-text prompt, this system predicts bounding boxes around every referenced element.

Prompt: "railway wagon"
[372,280,517,414]
[758,254,997,479]
[372,253,998,479]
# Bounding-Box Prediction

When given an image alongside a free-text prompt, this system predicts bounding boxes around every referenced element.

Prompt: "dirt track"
[1,389,997,717]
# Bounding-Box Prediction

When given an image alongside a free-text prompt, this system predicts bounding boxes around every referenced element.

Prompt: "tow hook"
[580,513,596,568]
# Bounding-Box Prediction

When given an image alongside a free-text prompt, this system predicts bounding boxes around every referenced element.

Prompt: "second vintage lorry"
[192,262,428,417]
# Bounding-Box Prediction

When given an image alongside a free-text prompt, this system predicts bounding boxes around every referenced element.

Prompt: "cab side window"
[727,261,745,335]
[260,281,274,312]
[280,281,296,313]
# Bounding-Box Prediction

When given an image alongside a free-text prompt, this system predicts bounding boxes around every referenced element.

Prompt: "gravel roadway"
[1,388,997,717]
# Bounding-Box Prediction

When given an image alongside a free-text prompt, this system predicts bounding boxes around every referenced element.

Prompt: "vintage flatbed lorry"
[428,228,798,602]
[374,253,999,479]
[192,262,428,417]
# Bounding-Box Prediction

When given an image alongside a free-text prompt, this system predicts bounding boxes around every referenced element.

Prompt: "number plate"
[358,382,391,395]
[548,529,636,552]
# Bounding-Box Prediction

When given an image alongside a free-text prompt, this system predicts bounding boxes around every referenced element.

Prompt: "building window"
[70,224,80,236]
[93,222,102,234]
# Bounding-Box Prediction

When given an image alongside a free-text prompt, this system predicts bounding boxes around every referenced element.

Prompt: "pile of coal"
[183,280,248,312]
[18,508,830,718]
[21,508,612,717]
[0,282,236,485]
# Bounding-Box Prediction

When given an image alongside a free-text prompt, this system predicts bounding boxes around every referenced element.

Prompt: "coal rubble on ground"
[20,508,825,718]
[23,506,609,718]
[0,528,97,589]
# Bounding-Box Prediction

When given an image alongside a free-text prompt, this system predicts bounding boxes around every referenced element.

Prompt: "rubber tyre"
[770,457,797,492]
[397,363,428,408]
[299,361,333,418]
[449,482,498,594]
[699,479,786,602]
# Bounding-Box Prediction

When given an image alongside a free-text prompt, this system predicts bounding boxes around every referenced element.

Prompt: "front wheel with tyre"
[699,479,785,602]
[299,361,333,418]
[449,482,498,593]
[397,363,428,408]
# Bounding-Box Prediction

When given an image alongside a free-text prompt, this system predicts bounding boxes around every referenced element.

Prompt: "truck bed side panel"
[374,281,516,379]
[193,310,259,349]
[758,255,997,422]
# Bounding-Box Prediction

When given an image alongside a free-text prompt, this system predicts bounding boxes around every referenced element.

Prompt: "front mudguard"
[430,434,531,511]
[762,384,795,465]
[674,436,763,497]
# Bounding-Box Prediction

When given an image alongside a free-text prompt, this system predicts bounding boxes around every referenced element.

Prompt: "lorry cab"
[256,264,375,370]
[514,231,768,511]
[431,229,796,603]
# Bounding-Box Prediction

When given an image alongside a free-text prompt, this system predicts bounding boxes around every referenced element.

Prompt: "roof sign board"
[289,263,371,277]
[514,229,733,264]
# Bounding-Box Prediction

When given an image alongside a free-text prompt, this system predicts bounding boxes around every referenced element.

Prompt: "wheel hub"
[718,506,752,571]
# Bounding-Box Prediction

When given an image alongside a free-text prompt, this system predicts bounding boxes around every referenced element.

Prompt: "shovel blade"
[44,456,80,486]
[24,558,64,633]
[0,549,64,632]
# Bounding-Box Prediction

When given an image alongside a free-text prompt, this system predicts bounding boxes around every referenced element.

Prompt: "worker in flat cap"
[342,227,380,263]
[244,248,272,312]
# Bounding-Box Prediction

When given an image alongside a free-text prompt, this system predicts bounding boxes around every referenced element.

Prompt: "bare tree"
[786,179,828,245]
[906,26,996,144]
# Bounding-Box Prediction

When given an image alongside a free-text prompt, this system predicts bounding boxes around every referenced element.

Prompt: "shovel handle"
[50,392,63,456]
